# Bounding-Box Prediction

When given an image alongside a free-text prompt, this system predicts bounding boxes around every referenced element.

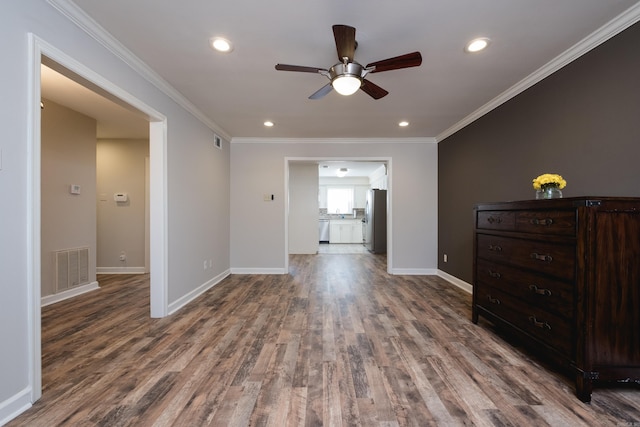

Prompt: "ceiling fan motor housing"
[329,62,365,81]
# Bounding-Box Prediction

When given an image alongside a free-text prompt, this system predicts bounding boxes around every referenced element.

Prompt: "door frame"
[27,34,169,401]
[284,156,392,273]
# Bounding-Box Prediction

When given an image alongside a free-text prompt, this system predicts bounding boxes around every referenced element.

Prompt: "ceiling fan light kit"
[330,62,364,95]
[275,25,422,100]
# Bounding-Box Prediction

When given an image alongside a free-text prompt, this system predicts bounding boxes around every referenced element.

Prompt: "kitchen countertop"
[319,216,363,221]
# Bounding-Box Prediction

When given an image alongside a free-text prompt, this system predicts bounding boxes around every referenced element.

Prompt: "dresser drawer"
[476,258,574,319]
[515,210,576,236]
[477,211,515,231]
[476,282,572,356]
[476,234,575,281]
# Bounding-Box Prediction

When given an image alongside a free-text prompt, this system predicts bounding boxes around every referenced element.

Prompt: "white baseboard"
[97,266,146,274]
[437,270,473,294]
[387,268,472,294]
[41,281,100,307]
[168,269,231,315]
[229,268,287,274]
[390,268,438,275]
[0,386,32,427]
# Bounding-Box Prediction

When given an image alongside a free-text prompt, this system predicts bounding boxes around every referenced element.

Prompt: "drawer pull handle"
[529,315,552,330]
[487,216,502,224]
[530,218,554,226]
[488,270,501,279]
[530,252,552,262]
[529,284,552,296]
[487,295,500,305]
[488,244,503,252]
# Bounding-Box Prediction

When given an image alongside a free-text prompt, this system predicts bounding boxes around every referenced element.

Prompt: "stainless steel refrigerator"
[363,189,387,253]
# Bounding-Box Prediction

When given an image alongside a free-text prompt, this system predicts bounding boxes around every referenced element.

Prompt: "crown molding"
[47,0,640,144]
[231,137,437,144]
[436,2,640,142]
[46,0,232,141]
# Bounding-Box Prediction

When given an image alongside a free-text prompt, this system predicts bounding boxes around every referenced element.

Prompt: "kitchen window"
[327,187,353,215]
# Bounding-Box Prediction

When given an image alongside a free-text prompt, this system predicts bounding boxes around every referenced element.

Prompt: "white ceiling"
[318,161,384,178]
[45,0,640,140]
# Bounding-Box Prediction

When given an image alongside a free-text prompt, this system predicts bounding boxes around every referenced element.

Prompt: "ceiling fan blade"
[309,83,333,100]
[332,25,356,62]
[275,64,327,73]
[366,51,422,73]
[360,79,389,100]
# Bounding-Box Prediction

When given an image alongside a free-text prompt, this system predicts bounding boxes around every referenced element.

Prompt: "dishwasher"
[318,219,330,243]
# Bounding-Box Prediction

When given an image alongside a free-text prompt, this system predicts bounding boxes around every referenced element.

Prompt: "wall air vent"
[54,247,89,292]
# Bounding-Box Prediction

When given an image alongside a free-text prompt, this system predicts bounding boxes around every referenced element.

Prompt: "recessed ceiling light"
[264,121,274,127]
[210,37,233,53]
[399,121,409,127]
[336,168,349,178]
[465,37,490,53]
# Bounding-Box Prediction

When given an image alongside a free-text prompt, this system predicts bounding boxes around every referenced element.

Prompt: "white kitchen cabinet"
[329,221,348,243]
[318,186,328,209]
[352,220,363,243]
[329,220,363,243]
[354,185,369,208]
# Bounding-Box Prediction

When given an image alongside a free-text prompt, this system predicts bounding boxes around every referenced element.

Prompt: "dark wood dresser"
[472,197,640,402]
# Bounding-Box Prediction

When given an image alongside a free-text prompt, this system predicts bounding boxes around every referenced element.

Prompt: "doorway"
[28,35,168,401]
[285,157,392,274]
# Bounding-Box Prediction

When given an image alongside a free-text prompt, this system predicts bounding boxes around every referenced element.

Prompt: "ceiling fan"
[275,25,422,100]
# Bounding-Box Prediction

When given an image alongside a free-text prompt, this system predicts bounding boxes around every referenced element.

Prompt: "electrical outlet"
[203,260,207,270]
[443,254,448,263]
[120,251,126,261]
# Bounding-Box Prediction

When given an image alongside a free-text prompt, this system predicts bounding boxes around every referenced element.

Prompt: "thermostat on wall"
[114,193,128,203]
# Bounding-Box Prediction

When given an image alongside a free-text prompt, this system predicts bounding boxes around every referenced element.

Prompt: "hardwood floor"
[318,243,369,254]
[9,254,640,426]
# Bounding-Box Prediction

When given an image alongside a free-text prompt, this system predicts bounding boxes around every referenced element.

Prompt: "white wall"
[230,139,438,274]
[288,163,319,254]
[0,1,230,422]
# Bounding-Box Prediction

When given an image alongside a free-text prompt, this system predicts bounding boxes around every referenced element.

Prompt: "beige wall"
[41,99,97,297]
[288,163,319,254]
[96,139,149,272]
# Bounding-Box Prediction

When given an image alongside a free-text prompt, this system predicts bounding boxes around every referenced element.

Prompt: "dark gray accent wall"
[438,22,640,283]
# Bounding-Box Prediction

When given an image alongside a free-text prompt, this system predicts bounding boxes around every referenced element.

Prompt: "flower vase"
[536,185,563,199]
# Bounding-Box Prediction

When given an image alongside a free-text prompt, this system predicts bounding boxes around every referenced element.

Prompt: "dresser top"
[475,196,640,211]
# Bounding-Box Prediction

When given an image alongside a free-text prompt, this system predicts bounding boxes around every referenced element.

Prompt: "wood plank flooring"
[317,243,369,254]
[8,253,640,426]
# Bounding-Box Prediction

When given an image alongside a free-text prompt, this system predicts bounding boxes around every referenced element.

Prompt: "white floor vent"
[55,247,89,292]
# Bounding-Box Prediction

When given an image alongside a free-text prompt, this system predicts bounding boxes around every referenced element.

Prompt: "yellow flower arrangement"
[532,173,567,191]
